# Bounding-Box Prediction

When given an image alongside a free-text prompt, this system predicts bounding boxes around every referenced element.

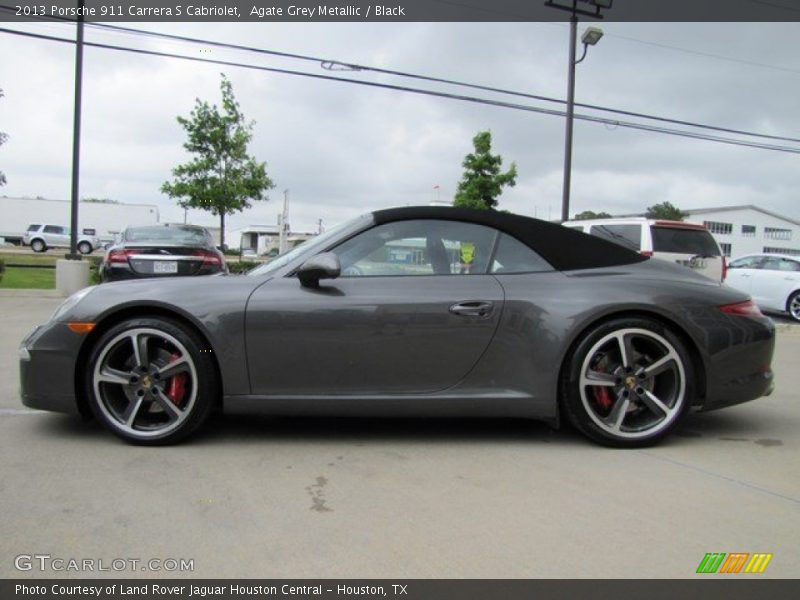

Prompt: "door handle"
[449,300,494,318]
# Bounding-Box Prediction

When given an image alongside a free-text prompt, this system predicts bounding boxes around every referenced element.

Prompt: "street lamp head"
[581,26,604,46]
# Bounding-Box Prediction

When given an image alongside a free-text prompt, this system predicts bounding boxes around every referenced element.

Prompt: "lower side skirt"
[221,392,558,424]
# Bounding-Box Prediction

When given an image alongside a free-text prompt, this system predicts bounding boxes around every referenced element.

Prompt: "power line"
[80,19,800,144]
[607,31,800,76]
[0,5,800,143]
[2,25,800,155]
[1,4,798,144]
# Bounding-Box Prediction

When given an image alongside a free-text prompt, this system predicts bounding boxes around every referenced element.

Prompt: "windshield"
[124,226,210,245]
[247,215,369,277]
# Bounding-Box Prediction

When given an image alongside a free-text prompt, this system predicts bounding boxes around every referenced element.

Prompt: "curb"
[0,289,64,298]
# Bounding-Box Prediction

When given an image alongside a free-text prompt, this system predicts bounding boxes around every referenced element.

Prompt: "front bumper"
[19,322,84,415]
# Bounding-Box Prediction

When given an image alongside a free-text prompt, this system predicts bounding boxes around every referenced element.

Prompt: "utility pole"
[278,189,290,254]
[67,0,85,259]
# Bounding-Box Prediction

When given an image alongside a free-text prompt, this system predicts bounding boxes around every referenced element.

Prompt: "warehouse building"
[683,205,799,258]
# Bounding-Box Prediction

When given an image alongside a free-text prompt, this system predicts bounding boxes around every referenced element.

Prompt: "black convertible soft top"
[372,206,647,272]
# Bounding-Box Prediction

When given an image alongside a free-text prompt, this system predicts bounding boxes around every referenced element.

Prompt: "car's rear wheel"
[561,317,693,447]
[31,239,46,253]
[85,317,217,444]
[787,291,800,323]
[77,241,92,255]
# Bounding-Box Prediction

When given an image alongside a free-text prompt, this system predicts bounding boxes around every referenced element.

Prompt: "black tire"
[31,239,46,253]
[77,241,92,255]
[561,317,694,448]
[85,317,218,445]
[787,291,800,323]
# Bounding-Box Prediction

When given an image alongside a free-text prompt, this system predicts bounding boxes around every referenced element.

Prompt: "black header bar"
[2,0,799,23]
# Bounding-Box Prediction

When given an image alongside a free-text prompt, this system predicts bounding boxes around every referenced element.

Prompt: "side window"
[490,233,553,274]
[768,258,800,272]
[333,219,498,277]
[27,224,40,232]
[782,259,800,272]
[760,258,782,271]
[729,256,763,269]
[43,225,63,234]
[589,224,642,251]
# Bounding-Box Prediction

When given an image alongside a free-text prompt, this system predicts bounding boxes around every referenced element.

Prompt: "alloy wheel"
[92,327,198,439]
[789,293,800,322]
[578,327,686,440]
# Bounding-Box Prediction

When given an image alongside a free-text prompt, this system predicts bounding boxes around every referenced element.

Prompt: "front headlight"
[50,286,96,322]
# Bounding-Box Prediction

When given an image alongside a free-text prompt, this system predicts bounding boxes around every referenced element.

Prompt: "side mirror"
[297,252,341,288]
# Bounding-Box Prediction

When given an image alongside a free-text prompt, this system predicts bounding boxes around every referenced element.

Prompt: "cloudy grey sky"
[1,20,799,232]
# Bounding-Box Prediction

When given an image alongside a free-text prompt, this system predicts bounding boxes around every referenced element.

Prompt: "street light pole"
[545,0,610,222]
[561,14,578,223]
[68,0,85,259]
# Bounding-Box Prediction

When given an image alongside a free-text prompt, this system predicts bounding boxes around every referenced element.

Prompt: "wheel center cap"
[141,375,152,390]
[625,375,637,390]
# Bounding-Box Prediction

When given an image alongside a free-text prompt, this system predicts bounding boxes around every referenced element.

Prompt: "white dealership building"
[683,205,800,259]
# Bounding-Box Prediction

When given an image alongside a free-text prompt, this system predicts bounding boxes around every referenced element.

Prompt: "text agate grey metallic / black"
[20,206,775,446]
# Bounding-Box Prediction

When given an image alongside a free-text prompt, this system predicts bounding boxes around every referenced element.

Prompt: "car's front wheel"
[787,291,800,323]
[561,317,693,447]
[31,239,46,253]
[77,241,92,255]
[85,317,218,444]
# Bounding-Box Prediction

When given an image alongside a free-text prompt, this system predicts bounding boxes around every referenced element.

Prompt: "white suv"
[563,217,726,282]
[22,224,100,254]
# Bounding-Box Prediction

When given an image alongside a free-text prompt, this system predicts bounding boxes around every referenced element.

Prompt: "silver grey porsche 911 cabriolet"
[20,206,775,446]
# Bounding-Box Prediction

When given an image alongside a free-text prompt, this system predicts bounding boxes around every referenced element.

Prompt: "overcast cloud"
[1,21,799,232]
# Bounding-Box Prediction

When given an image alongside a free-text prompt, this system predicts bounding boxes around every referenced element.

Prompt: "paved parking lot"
[1,291,798,579]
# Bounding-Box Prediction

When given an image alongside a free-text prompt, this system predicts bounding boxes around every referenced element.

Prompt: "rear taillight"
[107,249,136,264]
[640,251,653,257]
[192,250,222,267]
[721,256,728,282]
[720,299,762,317]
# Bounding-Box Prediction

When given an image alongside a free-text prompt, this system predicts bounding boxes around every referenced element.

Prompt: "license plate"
[153,261,178,274]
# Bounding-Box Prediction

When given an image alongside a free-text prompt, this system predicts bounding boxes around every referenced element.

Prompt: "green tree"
[646,201,685,221]
[162,74,274,248]
[0,89,8,186]
[573,210,612,220]
[453,131,517,210]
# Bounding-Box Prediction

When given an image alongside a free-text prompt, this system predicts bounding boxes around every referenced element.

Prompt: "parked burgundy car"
[100,224,226,282]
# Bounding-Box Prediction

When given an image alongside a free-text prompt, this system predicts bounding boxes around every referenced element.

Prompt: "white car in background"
[563,217,726,282]
[725,254,800,322]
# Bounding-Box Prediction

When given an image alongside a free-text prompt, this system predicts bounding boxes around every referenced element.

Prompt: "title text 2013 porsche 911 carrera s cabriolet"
[20,207,775,447]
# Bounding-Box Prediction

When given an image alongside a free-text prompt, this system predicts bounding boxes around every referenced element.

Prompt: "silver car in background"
[23,224,100,254]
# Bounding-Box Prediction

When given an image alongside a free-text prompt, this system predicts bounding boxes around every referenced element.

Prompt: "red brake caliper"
[593,386,613,410]
[166,352,187,407]
[591,354,613,410]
